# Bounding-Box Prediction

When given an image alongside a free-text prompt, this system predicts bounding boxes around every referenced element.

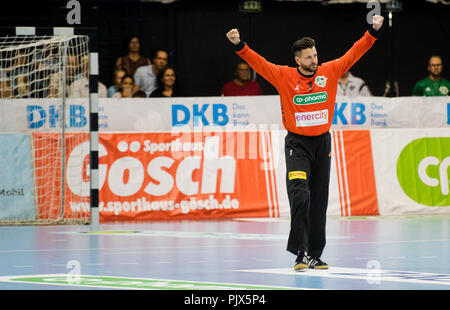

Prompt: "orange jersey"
[236,30,377,136]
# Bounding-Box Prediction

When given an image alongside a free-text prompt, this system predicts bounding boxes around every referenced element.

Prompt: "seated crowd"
[0,35,448,99]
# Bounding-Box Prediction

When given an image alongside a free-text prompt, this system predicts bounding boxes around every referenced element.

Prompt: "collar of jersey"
[297,67,316,79]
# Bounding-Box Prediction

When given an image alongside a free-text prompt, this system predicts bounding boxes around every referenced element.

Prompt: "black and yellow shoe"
[308,257,329,269]
[294,252,309,271]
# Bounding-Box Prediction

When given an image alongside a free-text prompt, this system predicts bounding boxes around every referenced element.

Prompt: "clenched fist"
[226,28,241,45]
[372,15,384,31]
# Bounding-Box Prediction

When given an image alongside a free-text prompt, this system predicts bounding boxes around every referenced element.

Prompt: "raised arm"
[331,15,384,77]
[226,28,283,88]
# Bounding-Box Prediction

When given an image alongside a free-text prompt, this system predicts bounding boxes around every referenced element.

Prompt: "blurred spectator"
[68,55,107,98]
[412,55,449,96]
[115,36,151,76]
[112,74,135,98]
[48,54,80,97]
[33,42,60,98]
[34,42,60,74]
[6,49,32,98]
[134,49,169,97]
[221,62,262,96]
[337,71,371,97]
[0,69,12,98]
[107,68,126,97]
[132,90,147,98]
[149,66,184,97]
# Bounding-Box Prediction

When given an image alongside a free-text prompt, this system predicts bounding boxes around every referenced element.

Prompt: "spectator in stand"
[112,74,135,98]
[221,62,263,96]
[149,66,184,97]
[337,71,371,97]
[132,90,147,98]
[134,49,169,97]
[107,68,126,97]
[115,36,151,76]
[6,49,32,98]
[0,69,12,98]
[412,55,450,96]
[67,55,107,98]
[48,54,79,97]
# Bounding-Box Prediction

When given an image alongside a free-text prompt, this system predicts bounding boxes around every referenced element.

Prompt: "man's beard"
[430,72,441,79]
[301,63,317,75]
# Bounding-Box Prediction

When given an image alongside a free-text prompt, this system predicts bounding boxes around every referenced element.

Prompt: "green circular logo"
[397,137,450,206]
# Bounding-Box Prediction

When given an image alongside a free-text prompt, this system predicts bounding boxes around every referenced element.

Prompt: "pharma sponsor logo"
[295,109,328,127]
[1,274,295,290]
[293,92,328,105]
[397,137,450,206]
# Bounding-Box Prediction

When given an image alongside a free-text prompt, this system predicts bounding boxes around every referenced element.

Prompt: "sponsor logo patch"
[295,109,328,127]
[293,92,328,105]
[314,76,327,88]
[289,171,307,180]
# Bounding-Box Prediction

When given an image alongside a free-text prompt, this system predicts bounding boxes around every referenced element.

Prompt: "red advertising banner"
[98,131,279,221]
[32,130,379,221]
[32,133,90,221]
[331,130,379,216]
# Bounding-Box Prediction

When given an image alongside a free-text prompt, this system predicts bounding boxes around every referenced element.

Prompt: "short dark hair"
[291,37,315,56]
[428,55,442,64]
[150,48,169,60]
[133,90,147,98]
[120,74,135,84]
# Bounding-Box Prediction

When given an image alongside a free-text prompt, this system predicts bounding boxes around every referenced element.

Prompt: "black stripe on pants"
[285,130,331,258]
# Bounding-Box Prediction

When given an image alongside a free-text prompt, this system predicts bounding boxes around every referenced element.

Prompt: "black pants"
[285,131,331,258]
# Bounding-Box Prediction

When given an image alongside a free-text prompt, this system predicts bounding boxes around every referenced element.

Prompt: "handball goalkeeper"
[226,15,384,271]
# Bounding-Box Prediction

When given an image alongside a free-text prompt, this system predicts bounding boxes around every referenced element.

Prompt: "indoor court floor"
[0,214,449,290]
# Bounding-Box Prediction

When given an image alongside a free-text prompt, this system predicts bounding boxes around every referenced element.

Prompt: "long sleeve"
[329,29,378,78]
[235,43,283,89]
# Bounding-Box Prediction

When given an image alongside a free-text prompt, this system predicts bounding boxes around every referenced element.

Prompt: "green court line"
[6,275,300,290]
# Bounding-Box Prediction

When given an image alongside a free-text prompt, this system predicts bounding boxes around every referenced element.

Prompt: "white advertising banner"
[371,128,450,215]
[1,96,448,132]
[332,96,449,129]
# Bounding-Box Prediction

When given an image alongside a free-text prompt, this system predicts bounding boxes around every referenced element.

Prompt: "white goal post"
[0,27,99,225]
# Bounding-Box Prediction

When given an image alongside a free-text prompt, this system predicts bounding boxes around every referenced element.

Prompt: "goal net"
[0,33,91,224]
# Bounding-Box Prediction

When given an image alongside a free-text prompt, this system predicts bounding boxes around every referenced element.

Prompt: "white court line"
[421,256,438,259]
[235,267,450,286]
[388,256,406,260]
[119,262,139,265]
[55,230,352,242]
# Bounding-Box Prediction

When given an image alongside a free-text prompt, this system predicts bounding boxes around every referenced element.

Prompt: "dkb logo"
[397,138,450,206]
[27,105,87,129]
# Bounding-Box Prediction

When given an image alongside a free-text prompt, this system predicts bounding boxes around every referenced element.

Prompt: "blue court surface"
[0,215,449,291]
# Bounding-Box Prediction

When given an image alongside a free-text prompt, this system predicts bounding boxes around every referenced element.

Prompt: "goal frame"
[0,26,99,225]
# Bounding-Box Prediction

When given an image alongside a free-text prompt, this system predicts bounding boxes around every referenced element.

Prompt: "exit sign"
[239,0,262,13]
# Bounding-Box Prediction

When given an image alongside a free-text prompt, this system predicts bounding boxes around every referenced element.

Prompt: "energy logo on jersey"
[295,109,328,127]
[314,75,327,88]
